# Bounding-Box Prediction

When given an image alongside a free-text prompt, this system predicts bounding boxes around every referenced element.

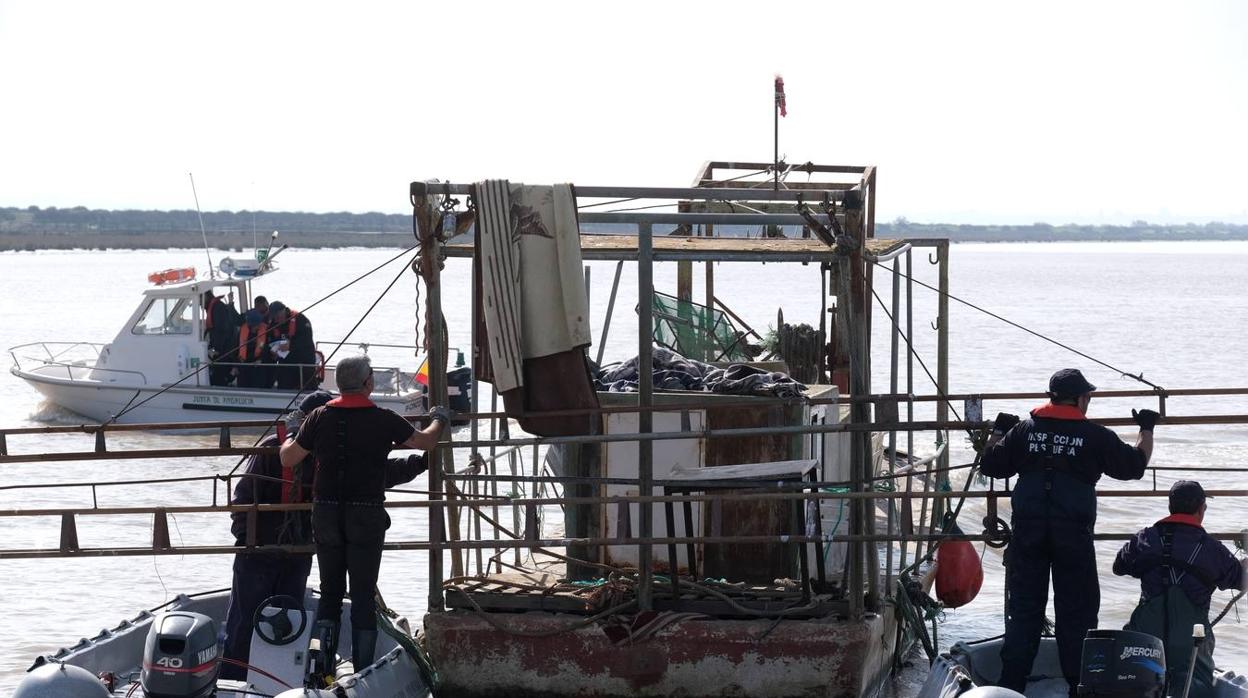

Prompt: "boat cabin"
[91,270,264,387]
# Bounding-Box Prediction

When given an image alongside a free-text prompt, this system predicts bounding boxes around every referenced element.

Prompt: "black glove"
[1132,408,1160,432]
[992,412,1020,434]
[428,405,453,425]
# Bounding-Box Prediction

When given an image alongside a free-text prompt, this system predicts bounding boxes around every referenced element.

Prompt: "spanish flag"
[415,358,429,386]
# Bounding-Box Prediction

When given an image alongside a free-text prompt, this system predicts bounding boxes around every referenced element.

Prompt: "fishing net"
[649,291,755,363]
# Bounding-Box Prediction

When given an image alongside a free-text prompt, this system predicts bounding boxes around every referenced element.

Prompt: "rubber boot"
[351,628,378,671]
[311,619,339,684]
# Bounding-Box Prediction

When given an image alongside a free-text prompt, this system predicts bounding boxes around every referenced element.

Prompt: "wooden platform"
[443,570,847,619]
[445,234,907,263]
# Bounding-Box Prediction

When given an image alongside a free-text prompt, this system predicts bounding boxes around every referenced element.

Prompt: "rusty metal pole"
[638,223,655,610]
[416,190,447,613]
[934,242,951,529]
[902,248,917,569]
[847,189,880,612]
[885,257,901,597]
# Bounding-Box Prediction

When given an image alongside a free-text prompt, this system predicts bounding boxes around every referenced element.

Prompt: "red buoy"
[935,520,983,608]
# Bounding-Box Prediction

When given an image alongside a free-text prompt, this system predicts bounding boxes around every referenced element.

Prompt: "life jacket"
[278,310,303,340]
[238,321,269,362]
[1008,403,1101,526]
[1125,523,1217,698]
[314,396,388,504]
[203,296,220,331]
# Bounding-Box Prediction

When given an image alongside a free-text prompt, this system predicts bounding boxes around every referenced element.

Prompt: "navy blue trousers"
[221,553,313,680]
[999,521,1099,694]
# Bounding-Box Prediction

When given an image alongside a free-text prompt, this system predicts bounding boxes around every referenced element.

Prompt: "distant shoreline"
[4,205,1248,250]
[3,229,1248,252]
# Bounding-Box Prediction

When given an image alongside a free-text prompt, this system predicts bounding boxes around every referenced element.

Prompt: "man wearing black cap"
[1113,480,1246,698]
[980,368,1160,696]
[267,300,318,390]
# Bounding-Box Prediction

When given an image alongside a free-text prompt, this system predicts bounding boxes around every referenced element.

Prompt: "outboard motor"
[140,611,220,697]
[1077,629,1165,698]
[447,366,472,414]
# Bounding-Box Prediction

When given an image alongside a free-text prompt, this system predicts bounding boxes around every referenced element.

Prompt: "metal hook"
[928,251,940,265]
[931,318,940,331]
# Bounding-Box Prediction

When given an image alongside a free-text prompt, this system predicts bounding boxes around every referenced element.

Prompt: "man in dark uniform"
[224,389,432,679]
[268,301,318,390]
[280,355,450,673]
[980,368,1159,696]
[1113,480,1246,698]
[236,309,274,389]
[220,391,329,679]
[203,290,241,386]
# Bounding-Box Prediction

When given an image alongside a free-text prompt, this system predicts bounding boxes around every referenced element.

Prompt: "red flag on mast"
[775,75,787,117]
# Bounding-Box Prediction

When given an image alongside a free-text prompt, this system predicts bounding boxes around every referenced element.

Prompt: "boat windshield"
[131,297,193,336]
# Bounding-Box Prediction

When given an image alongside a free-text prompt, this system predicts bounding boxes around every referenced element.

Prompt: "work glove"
[428,405,454,426]
[992,412,1020,434]
[1132,408,1161,432]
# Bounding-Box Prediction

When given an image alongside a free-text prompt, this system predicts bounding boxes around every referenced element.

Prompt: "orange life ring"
[147,267,196,285]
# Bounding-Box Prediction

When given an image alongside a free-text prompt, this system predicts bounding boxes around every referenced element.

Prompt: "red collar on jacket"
[326,394,375,409]
[1030,403,1087,420]
[1156,513,1204,529]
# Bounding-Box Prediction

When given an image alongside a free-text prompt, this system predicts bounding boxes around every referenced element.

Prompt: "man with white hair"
[280,355,450,674]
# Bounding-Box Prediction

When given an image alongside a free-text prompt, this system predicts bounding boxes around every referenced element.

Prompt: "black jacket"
[981,403,1147,528]
[1113,515,1246,610]
[230,435,314,548]
[231,433,426,545]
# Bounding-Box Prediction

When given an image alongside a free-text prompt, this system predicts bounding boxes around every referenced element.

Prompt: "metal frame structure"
[2,165,1247,693]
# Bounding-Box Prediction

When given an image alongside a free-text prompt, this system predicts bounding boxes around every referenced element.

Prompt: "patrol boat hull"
[12,363,423,424]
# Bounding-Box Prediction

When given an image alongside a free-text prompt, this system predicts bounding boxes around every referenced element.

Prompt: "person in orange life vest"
[279,356,450,672]
[267,301,318,390]
[236,310,275,389]
[980,368,1158,697]
[221,389,430,679]
[202,290,241,386]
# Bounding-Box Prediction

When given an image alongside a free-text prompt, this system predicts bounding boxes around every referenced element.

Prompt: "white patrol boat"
[8,252,435,425]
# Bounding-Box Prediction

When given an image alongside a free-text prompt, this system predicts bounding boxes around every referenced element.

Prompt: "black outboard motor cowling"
[141,611,220,697]
[1077,629,1165,698]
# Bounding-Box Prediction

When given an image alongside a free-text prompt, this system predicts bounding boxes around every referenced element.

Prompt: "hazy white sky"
[1,1,1245,224]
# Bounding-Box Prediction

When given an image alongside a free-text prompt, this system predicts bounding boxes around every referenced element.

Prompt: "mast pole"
[188,172,214,279]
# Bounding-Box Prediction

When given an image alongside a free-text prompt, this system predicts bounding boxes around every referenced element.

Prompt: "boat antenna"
[251,180,258,252]
[189,172,215,279]
[260,230,279,268]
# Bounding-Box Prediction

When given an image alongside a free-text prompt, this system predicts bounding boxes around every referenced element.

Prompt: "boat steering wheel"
[253,594,308,646]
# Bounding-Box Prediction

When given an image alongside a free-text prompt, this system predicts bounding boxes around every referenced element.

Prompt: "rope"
[454,591,638,638]
[870,259,1165,391]
[869,285,964,426]
[1212,590,1244,626]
